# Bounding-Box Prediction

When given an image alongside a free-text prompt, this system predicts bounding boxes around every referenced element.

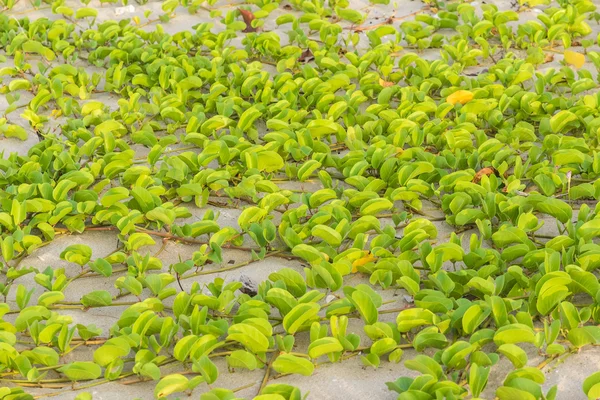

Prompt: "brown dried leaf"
[298,49,314,63]
[238,8,257,33]
[379,78,394,87]
[544,53,554,63]
[473,167,495,183]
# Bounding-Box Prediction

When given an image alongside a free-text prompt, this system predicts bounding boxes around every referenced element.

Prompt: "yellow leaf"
[351,252,377,273]
[564,50,585,69]
[446,90,474,105]
[132,16,140,25]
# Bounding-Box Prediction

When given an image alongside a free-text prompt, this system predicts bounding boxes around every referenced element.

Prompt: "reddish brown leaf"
[473,167,495,183]
[238,8,257,33]
[298,49,314,63]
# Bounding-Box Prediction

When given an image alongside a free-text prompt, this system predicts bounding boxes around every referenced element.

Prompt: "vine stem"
[257,352,278,395]
[32,373,135,398]
[536,354,558,370]
[180,250,284,280]
[55,225,299,259]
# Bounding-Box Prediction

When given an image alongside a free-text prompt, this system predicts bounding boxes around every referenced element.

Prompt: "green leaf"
[226,350,259,371]
[227,323,270,353]
[37,291,64,307]
[60,244,92,266]
[469,363,490,398]
[462,304,491,334]
[350,290,378,325]
[154,374,189,399]
[494,324,536,345]
[535,198,572,224]
[81,290,112,307]
[404,355,444,379]
[89,258,112,277]
[256,151,284,173]
[578,218,600,240]
[291,244,324,264]
[549,110,578,133]
[498,344,528,368]
[311,225,343,247]
[58,362,102,381]
[75,7,98,18]
[568,326,600,348]
[283,303,320,334]
[94,337,131,367]
[308,337,343,359]
[193,356,218,384]
[126,233,156,251]
[360,198,393,216]
[272,354,314,376]
[396,308,434,332]
[22,40,55,60]
[496,386,536,400]
[583,371,600,399]
[552,149,586,166]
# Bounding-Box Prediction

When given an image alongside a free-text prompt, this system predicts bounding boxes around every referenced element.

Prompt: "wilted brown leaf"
[238,8,257,33]
[473,167,495,183]
[544,53,554,63]
[379,78,394,87]
[298,49,314,63]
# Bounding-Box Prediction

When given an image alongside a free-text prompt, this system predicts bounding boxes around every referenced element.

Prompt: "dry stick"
[380,305,414,315]
[154,238,169,257]
[257,352,278,395]
[233,381,258,392]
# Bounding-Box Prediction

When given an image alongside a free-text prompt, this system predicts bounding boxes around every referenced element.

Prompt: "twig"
[257,352,278,395]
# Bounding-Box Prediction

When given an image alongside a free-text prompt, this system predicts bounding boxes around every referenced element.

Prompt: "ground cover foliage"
[1,0,600,398]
